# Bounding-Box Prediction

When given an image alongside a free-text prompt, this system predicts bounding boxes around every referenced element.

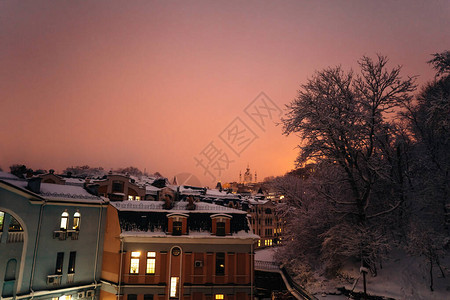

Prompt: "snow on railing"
[115,201,241,212]
[255,260,280,271]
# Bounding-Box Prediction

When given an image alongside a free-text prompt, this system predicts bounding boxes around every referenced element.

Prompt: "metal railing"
[7,231,24,243]
[255,260,280,271]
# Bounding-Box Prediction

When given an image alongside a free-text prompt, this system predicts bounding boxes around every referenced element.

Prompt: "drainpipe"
[117,238,124,300]
[29,201,46,299]
[93,203,103,289]
[250,242,254,300]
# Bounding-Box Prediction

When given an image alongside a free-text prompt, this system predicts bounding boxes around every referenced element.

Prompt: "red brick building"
[100,199,258,300]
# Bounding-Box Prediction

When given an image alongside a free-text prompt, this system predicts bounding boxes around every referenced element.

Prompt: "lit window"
[60,211,69,230]
[135,196,140,201]
[146,252,156,274]
[59,296,72,300]
[0,212,4,231]
[128,195,134,201]
[73,212,81,230]
[257,240,261,247]
[130,251,140,274]
[215,295,224,300]
[170,276,179,298]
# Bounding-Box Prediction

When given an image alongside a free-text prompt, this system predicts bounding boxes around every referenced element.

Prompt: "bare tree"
[282,55,416,224]
[281,55,416,274]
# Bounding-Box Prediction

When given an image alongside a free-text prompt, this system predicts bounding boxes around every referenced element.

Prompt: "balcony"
[47,274,62,286]
[67,230,79,240]
[53,231,67,240]
[67,273,75,284]
[7,231,24,243]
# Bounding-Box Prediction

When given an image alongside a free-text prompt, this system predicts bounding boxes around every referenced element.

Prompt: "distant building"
[99,197,258,300]
[239,165,257,185]
[93,173,150,201]
[0,172,108,300]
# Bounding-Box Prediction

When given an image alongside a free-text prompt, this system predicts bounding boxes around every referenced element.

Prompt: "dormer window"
[73,212,81,231]
[173,221,182,236]
[210,214,232,236]
[216,222,225,236]
[167,213,188,236]
[60,211,69,230]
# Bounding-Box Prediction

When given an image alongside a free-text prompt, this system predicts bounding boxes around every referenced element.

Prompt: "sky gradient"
[1,0,449,185]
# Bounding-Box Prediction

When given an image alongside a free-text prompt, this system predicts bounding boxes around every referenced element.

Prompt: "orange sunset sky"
[1,0,449,186]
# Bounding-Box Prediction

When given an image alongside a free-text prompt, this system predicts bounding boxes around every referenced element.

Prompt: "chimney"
[27,177,42,194]
[163,194,173,210]
[187,195,196,210]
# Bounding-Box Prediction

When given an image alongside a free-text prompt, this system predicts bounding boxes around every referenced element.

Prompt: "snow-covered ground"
[255,247,450,300]
[255,247,277,262]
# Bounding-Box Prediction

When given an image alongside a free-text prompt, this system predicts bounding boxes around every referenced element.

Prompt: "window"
[135,196,141,201]
[215,252,225,275]
[146,252,156,274]
[9,217,23,232]
[112,181,124,193]
[127,295,137,300]
[128,195,134,201]
[68,252,76,274]
[73,212,81,230]
[257,240,261,247]
[143,295,153,300]
[60,211,69,230]
[130,251,140,274]
[55,252,64,274]
[215,295,224,300]
[170,276,179,298]
[216,221,225,236]
[173,221,182,236]
[0,212,4,231]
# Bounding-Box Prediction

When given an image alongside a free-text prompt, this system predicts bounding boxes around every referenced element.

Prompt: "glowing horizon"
[1,0,448,186]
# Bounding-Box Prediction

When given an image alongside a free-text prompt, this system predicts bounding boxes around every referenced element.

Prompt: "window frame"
[55,252,64,275]
[68,251,76,274]
[169,276,179,298]
[172,221,182,236]
[215,252,225,275]
[60,211,69,231]
[130,251,141,274]
[146,251,156,274]
[73,212,81,231]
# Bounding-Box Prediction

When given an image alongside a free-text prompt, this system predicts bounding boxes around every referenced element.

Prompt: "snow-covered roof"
[248,199,270,205]
[179,186,203,195]
[145,185,160,194]
[63,177,85,186]
[111,200,247,214]
[203,189,241,200]
[2,178,107,204]
[0,171,21,180]
[120,229,259,240]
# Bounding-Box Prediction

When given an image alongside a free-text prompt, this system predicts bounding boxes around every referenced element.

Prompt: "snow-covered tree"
[281,55,416,274]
